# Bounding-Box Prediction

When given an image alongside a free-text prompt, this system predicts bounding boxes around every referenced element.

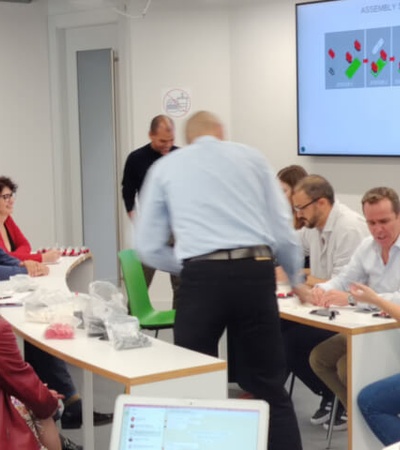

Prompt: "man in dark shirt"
[122,115,180,307]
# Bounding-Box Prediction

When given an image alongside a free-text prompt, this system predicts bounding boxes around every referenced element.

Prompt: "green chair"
[118,249,176,337]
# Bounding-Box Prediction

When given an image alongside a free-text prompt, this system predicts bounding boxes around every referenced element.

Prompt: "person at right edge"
[136,111,304,450]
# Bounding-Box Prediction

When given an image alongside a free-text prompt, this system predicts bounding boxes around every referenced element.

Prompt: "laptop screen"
[110,396,268,450]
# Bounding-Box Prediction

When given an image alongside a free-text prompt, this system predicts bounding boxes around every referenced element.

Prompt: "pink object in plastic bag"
[44,323,75,339]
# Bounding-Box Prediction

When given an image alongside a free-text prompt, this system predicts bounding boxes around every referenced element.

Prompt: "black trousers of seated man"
[281,320,336,400]
[174,257,303,450]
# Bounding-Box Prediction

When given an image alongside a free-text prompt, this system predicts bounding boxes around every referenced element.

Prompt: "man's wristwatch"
[348,294,357,306]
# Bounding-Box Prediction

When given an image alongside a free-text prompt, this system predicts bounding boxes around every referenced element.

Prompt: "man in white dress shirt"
[283,175,368,429]
[308,187,400,424]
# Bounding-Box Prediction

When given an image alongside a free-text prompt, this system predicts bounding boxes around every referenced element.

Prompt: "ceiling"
[0,0,270,13]
[57,0,268,11]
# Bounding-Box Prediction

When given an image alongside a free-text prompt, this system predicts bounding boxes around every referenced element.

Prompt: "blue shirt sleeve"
[0,265,28,281]
[0,249,28,281]
[135,164,182,275]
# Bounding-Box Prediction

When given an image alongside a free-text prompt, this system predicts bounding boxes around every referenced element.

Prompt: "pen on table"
[0,295,12,300]
[0,302,22,307]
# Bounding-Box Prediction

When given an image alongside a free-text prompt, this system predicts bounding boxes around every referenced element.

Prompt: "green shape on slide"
[371,58,386,78]
[345,58,361,79]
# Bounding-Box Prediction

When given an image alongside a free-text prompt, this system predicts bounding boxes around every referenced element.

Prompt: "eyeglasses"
[293,197,321,213]
[0,192,15,201]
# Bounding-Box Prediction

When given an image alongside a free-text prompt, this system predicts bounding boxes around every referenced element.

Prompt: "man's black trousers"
[174,257,303,450]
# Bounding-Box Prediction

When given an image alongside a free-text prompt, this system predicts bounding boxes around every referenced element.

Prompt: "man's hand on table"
[20,260,50,277]
[312,289,348,307]
[289,285,349,308]
[293,284,314,304]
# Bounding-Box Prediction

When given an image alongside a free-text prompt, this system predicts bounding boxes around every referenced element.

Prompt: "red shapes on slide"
[328,48,335,59]
[354,40,361,51]
[346,52,353,63]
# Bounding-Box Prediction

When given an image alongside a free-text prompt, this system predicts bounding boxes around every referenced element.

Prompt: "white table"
[279,293,400,450]
[383,443,400,450]
[0,256,227,450]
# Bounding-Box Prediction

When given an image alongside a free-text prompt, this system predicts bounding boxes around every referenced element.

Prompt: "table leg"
[82,369,94,450]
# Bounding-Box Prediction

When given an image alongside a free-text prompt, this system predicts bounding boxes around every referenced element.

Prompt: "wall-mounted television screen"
[296,0,400,156]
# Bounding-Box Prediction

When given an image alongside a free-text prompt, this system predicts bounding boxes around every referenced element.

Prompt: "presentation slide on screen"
[297,0,400,156]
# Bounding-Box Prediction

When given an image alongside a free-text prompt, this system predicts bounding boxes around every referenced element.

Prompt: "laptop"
[109,394,269,450]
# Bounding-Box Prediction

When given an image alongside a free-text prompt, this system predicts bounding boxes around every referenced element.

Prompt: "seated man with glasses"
[282,175,368,430]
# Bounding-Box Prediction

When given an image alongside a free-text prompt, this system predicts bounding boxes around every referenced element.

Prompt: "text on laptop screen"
[118,403,260,450]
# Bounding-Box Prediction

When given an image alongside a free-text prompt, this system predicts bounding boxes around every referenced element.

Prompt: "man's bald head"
[185,111,224,144]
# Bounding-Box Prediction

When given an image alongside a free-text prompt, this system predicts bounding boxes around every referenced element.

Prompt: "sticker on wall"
[162,88,192,118]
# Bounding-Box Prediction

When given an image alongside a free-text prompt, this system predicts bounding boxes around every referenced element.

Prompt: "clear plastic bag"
[83,281,128,338]
[24,289,76,323]
[9,274,38,293]
[105,315,150,350]
[89,281,127,315]
[82,299,109,338]
[72,293,92,329]
[44,316,81,339]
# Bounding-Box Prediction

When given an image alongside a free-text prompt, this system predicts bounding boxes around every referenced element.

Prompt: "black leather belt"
[186,245,273,262]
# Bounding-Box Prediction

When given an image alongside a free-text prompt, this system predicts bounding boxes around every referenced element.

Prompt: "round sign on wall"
[162,88,191,118]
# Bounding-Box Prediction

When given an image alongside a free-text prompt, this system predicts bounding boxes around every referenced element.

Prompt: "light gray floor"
[61,329,348,450]
[229,379,348,450]
[290,378,348,450]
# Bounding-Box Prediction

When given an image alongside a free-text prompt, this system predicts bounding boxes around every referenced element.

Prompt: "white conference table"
[278,291,400,450]
[384,443,400,450]
[0,255,227,450]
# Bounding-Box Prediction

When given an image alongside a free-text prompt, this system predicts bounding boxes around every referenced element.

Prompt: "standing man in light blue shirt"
[136,111,304,450]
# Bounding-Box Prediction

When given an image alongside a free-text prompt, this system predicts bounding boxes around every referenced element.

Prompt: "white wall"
[0,0,56,248]
[127,5,231,150]
[230,0,299,158]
